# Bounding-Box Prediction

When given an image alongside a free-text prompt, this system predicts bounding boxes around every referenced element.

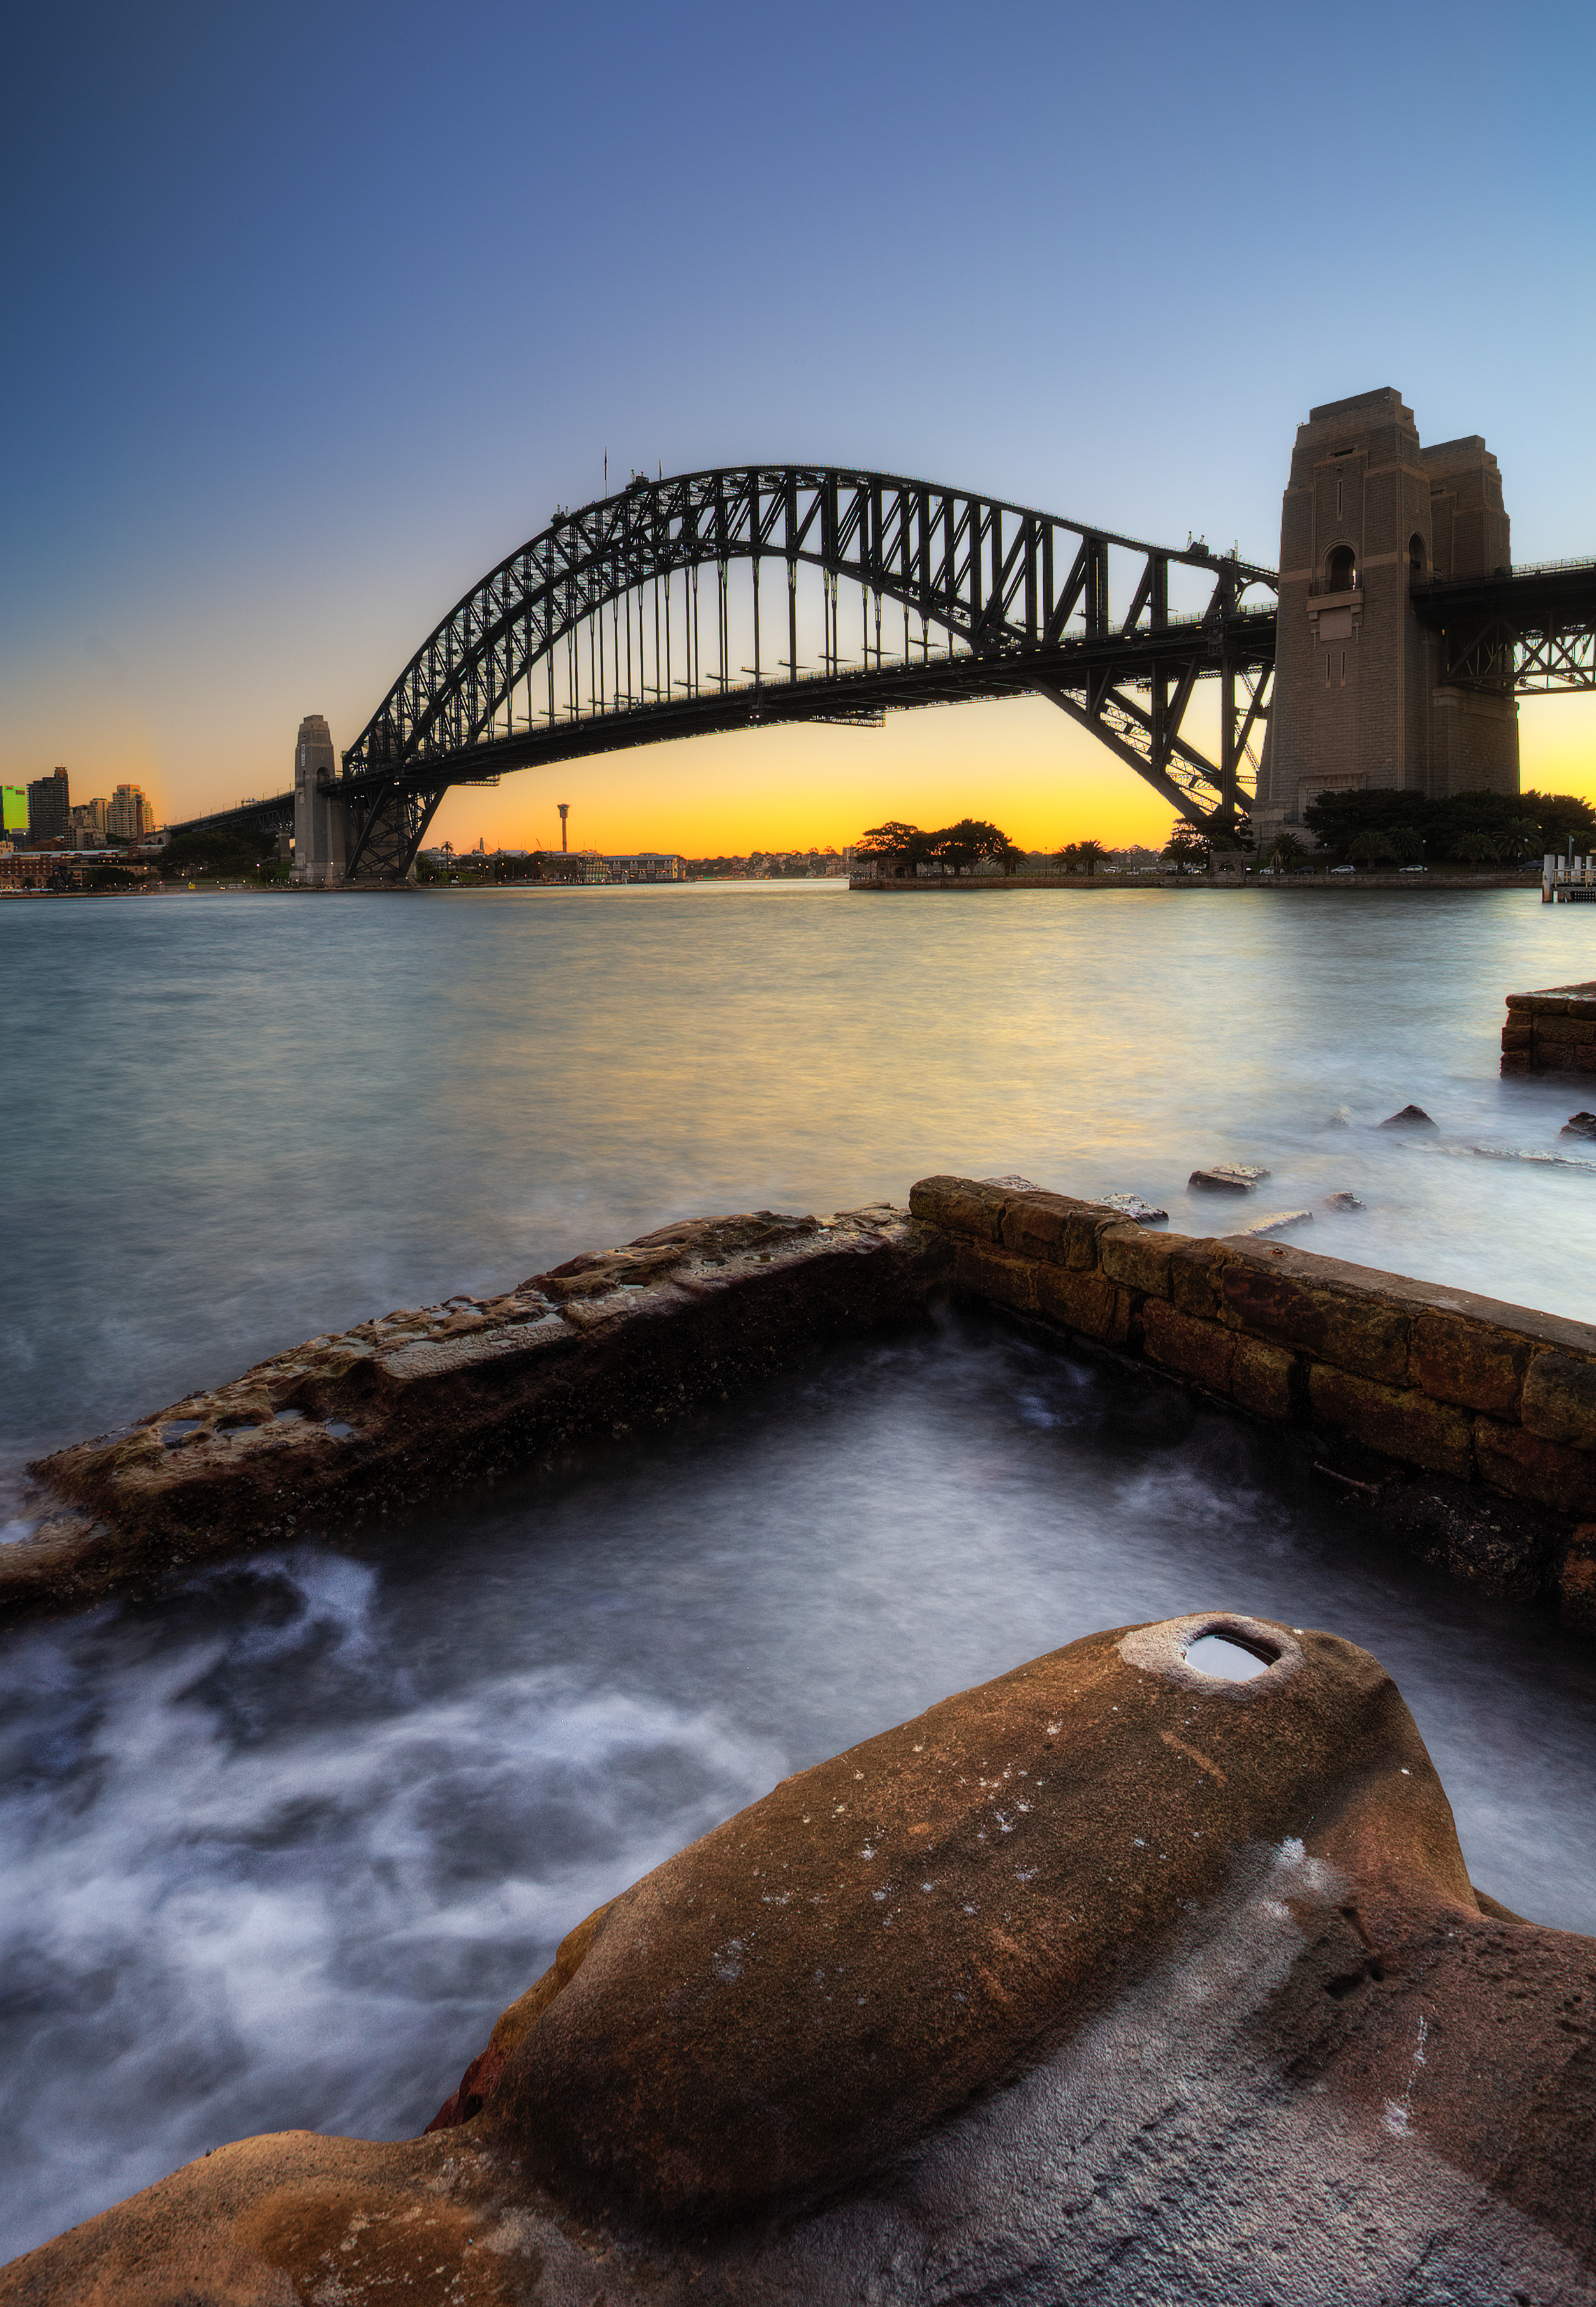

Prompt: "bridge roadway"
[161,462,1596,881]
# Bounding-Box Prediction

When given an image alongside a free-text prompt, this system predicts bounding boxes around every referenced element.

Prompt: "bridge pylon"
[291,714,351,885]
[1254,388,1519,850]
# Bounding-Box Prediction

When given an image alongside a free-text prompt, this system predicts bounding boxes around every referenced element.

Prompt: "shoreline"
[11,1178,1596,1639]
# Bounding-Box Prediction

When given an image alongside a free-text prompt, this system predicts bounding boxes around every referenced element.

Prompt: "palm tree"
[1266,832,1306,873]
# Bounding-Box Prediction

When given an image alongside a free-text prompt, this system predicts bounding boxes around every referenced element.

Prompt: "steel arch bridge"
[328,466,1279,880]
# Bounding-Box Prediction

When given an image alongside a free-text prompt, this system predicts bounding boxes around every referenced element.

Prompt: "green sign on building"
[1,786,27,836]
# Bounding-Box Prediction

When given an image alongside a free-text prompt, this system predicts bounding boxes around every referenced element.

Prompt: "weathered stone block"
[1098,1223,1175,1297]
[1033,1262,1118,1338]
[1000,1192,1115,1271]
[1500,1051,1532,1077]
[1412,1310,1530,1417]
[1521,1350,1596,1450]
[1231,1335,1296,1421]
[1307,1366,1473,1478]
[1143,1300,1235,1393]
[1221,1260,1410,1383]
[953,1240,1037,1314]
[1533,1013,1596,1043]
[1500,1022,1534,1052]
[1560,1526,1596,1632]
[1475,1419,1596,1517]
[1168,1241,1227,1319]
[1504,992,1543,1011]
[909,1176,1010,1241]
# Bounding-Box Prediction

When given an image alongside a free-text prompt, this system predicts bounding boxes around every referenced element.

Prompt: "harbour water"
[4,881,1596,2261]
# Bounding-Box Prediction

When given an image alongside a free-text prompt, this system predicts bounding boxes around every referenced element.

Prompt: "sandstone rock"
[1561,1112,1596,1139]
[978,1174,1039,1189]
[1323,1190,1363,1209]
[1188,1163,1270,1191]
[1380,1104,1439,1130]
[1231,1207,1314,1237]
[10,1618,1596,2304]
[1095,1191,1168,1223]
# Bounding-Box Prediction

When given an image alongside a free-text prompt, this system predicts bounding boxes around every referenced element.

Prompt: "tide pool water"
[3,882,1596,2262]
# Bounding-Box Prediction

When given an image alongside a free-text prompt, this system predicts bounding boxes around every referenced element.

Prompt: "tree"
[1055,838,1108,876]
[1348,829,1396,867]
[1453,831,1504,866]
[1387,826,1425,865]
[1265,832,1306,872]
[923,818,1023,874]
[1162,822,1210,873]
[1523,790,1596,853]
[856,821,924,857]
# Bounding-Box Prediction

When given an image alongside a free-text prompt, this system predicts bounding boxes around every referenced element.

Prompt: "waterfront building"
[71,799,108,837]
[27,767,70,841]
[602,853,687,881]
[1,786,26,838]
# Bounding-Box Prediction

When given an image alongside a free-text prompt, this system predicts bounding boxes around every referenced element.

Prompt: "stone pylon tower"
[290,714,348,885]
[1252,388,1518,846]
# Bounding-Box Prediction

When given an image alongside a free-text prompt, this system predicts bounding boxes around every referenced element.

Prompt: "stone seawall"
[910,1174,1596,1628]
[1500,979,1596,1075]
[7,1207,949,1621]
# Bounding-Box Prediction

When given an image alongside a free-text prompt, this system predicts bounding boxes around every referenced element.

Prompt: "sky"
[4,0,1595,857]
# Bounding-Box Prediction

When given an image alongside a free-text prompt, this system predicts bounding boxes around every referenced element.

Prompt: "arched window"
[1409,533,1425,576]
[1327,545,1356,591]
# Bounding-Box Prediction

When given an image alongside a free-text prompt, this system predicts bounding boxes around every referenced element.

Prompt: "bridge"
[168,392,1596,881]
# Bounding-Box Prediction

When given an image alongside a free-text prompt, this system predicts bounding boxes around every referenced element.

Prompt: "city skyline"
[5,2,1593,857]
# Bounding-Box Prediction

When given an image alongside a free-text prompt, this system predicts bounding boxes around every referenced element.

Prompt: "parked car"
[1400,864,1428,874]
[1330,863,1356,874]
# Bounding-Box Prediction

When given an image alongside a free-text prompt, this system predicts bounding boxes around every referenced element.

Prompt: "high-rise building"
[106,783,155,841]
[71,798,108,838]
[1,786,26,839]
[27,767,70,841]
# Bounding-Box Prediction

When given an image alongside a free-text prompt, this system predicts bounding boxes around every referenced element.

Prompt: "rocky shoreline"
[13,1176,1596,1639]
[6,1613,1593,2303]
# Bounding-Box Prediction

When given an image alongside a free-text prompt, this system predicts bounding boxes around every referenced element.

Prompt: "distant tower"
[557,802,569,852]
[290,715,347,885]
[1253,388,1518,848]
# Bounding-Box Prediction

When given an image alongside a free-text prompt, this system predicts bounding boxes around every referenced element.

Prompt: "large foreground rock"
[6,1614,1595,2304]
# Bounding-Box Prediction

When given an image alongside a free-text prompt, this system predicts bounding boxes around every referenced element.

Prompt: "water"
[3,883,1596,2262]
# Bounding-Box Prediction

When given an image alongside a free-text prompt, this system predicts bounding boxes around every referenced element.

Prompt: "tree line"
[860,786,1596,880]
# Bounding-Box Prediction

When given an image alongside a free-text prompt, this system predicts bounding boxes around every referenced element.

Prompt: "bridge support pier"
[1254,388,1519,851]
[291,715,351,886]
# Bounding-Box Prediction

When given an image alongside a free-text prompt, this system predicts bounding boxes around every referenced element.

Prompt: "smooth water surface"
[5,881,1596,1459]
[4,883,1596,2262]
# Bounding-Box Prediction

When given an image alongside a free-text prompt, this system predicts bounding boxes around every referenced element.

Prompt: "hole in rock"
[273,1408,304,1423]
[1183,1632,1277,1680]
[161,1420,205,1445]
[323,1419,357,1440]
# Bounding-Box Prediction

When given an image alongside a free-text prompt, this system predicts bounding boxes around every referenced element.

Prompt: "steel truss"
[1413,561,1596,696]
[337,468,1278,878]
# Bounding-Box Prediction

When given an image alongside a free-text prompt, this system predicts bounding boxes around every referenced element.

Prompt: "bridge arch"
[334,466,1278,879]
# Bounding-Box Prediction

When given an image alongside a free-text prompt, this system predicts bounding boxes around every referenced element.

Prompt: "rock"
[1380,1104,1439,1131]
[1231,1207,1314,1237]
[1560,1112,1596,1140]
[1095,1192,1168,1224]
[979,1174,1039,1189]
[1324,1106,1353,1128]
[1189,1163,1270,1191]
[11,1616,1596,2305]
[1323,1190,1364,1209]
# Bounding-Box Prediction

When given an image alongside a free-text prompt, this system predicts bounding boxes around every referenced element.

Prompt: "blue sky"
[4,0,1593,848]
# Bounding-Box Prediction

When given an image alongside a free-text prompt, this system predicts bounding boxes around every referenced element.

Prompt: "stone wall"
[1500,980,1596,1075]
[909,1174,1596,1628]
